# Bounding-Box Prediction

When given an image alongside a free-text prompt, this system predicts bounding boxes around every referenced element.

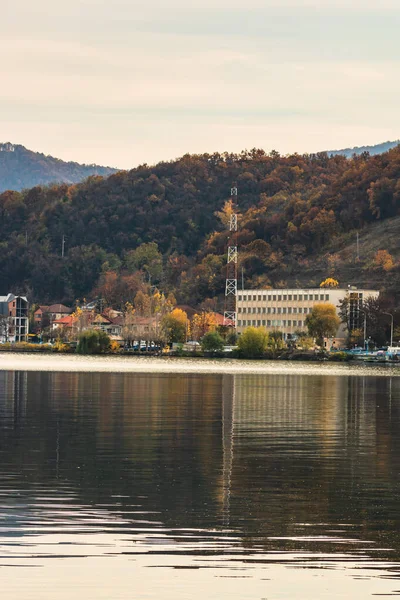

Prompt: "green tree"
[238,327,269,358]
[76,329,111,354]
[305,303,340,345]
[201,331,224,353]
[125,242,163,282]
[161,308,188,344]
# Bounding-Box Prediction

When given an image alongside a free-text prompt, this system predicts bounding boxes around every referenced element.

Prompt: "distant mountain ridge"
[0,142,119,192]
[327,140,400,158]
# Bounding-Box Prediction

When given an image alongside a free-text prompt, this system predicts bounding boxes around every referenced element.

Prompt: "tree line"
[1,146,400,311]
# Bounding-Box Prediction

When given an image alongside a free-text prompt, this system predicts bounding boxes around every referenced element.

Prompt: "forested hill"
[328,140,400,158]
[0,143,118,192]
[1,147,400,308]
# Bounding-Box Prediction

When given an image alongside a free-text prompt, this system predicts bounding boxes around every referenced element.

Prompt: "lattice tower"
[223,186,238,328]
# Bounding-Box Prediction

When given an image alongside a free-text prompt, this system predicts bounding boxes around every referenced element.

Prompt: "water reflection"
[1,370,400,599]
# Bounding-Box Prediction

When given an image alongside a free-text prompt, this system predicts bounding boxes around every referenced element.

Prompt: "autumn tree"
[373,250,394,272]
[305,303,340,345]
[320,278,339,288]
[191,311,217,341]
[160,308,188,344]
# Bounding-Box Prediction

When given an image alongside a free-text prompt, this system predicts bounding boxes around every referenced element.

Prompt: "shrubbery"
[76,329,111,354]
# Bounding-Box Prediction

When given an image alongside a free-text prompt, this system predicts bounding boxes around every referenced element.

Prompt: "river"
[1,359,400,598]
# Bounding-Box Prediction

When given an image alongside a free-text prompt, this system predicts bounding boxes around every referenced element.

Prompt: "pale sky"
[1,0,400,168]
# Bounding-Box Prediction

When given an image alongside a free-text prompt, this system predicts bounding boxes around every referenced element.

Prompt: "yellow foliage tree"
[191,311,217,341]
[373,250,394,272]
[215,199,235,227]
[320,278,339,288]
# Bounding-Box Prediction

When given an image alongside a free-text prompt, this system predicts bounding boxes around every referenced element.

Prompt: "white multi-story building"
[237,287,379,343]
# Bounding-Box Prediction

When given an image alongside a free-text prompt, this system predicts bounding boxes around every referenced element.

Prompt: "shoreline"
[1,352,399,376]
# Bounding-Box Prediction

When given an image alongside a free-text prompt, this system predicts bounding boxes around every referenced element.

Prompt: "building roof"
[53,315,75,327]
[35,305,50,314]
[92,314,112,324]
[48,304,72,314]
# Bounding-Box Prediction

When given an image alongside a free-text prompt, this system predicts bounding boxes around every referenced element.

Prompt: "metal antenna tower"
[223,186,238,328]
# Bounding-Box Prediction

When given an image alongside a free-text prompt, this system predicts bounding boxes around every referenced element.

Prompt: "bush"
[237,327,269,359]
[77,329,111,354]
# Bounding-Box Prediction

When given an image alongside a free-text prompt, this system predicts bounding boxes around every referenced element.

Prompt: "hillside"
[0,143,119,192]
[328,140,400,158]
[1,147,400,308]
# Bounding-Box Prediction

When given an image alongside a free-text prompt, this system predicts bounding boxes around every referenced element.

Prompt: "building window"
[238,295,242,301]
[325,294,329,301]
[277,307,281,314]
[288,320,291,326]
[293,294,297,300]
[262,320,266,326]
[288,295,292,301]
[267,307,271,314]
[258,295,262,301]
[304,294,308,301]
[243,307,247,314]
[257,320,261,326]
[252,320,256,326]
[298,295,302,301]
[293,307,297,314]
[252,307,256,313]
[283,295,287,301]
[272,307,276,314]
[262,307,267,314]
[253,294,257,301]
[288,307,292,314]
[267,320,271,327]
[273,295,276,301]
[283,320,286,327]
[283,307,287,314]
[320,294,324,301]
[278,296,282,302]
[238,307,242,313]
[258,307,261,313]
[238,320,242,327]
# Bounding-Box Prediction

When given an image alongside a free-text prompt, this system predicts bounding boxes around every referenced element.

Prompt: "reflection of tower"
[222,374,235,526]
[223,186,238,328]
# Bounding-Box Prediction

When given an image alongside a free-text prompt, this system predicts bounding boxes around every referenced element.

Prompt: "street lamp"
[358,308,367,350]
[383,312,394,348]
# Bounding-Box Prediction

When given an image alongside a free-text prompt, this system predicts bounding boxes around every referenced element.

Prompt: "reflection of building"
[237,287,379,341]
[0,293,29,342]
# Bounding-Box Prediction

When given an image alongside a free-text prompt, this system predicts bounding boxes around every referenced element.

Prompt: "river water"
[1,358,400,599]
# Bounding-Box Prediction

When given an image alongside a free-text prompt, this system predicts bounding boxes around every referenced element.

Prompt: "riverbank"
[1,353,400,376]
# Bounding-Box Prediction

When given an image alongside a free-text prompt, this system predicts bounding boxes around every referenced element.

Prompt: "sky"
[1,0,400,168]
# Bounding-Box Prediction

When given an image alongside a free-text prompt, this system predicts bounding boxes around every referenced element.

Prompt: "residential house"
[0,294,29,342]
[34,304,72,329]
[91,313,123,342]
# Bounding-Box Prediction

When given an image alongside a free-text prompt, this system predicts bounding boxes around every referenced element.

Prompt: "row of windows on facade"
[238,306,314,315]
[238,319,306,328]
[238,293,330,302]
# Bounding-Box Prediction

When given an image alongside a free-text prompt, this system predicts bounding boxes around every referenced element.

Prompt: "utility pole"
[61,235,66,258]
[223,186,238,328]
[356,232,359,261]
